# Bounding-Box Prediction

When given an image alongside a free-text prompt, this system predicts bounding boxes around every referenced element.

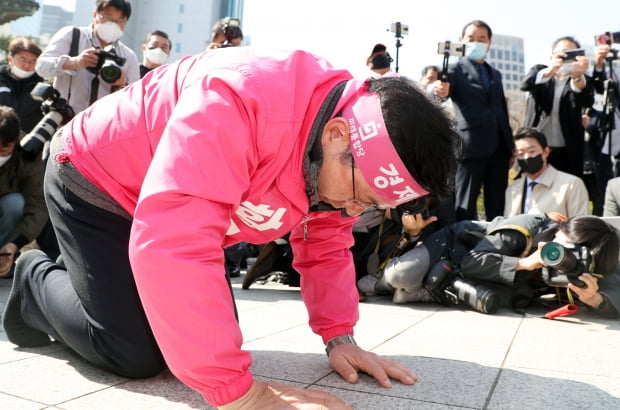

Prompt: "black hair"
[461,20,493,40]
[368,77,462,200]
[559,216,620,275]
[144,30,171,48]
[0,106,21,146]
[514,127,548,149]
[421,65,439,77]
[145,30,169,43]
[95,0,132,20]
[211,17,244,42]
[9,37,42,57]
[552,36,580,50]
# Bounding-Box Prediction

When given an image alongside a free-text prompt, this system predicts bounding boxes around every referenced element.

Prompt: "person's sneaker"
[392,287,435,304]
[357,275,378,296]
[2,250,51,347]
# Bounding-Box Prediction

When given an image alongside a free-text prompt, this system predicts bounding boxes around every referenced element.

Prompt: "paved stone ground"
[1,273,619,409]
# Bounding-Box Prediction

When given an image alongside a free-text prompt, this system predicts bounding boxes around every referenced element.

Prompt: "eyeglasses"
[97,13,127,26]
[347,159,392,210]
[349,158,429,215]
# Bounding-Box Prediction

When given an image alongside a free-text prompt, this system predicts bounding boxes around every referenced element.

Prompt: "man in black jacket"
[0,38,44,134]
[433,20,514,221]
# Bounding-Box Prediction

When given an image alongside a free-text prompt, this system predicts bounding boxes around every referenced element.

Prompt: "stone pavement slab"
[1,274,619,409]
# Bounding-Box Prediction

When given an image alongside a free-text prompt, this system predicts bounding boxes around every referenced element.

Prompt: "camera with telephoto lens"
[20,82,75,160]
[86,45,126,83]
[423,260,499,314]
[540,242,592,288]
[220,17,242,48]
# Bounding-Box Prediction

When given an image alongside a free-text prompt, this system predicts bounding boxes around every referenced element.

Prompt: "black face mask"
[517,154,544,174]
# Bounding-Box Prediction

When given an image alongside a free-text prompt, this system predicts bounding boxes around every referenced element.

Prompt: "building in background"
[486,34,525,92]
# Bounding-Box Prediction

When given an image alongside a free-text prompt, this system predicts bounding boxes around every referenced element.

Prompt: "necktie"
[523,181,538,213]
[476,63,491,90]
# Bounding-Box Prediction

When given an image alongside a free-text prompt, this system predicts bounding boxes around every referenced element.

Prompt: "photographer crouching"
[35,0,139,115]
[0,107,48,278]
[366,213,620,318]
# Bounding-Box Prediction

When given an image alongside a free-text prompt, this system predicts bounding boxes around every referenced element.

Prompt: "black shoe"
[2,250,52,347]
[242,242,283,289]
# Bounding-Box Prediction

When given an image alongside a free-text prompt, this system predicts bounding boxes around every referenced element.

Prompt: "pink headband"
[339,80,428,206]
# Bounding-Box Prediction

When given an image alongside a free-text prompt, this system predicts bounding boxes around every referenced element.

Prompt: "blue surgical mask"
[465,42,488,61]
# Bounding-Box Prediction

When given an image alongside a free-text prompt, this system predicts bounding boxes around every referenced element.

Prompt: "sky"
[243,0,620,79]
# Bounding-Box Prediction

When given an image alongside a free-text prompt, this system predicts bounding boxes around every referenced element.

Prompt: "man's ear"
[321,117,350,147]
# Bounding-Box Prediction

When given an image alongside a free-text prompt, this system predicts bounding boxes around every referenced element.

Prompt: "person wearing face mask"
[140,30,171,78]
[0,106,47,279]
[520,36,594,194]
[0,38,45,135]
[505,128,589,218]
[432,20,514,222]
[35,0,139,115]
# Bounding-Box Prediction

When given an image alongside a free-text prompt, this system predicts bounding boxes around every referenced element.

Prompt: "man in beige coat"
[603,177,620,217]
[505,128,589,218]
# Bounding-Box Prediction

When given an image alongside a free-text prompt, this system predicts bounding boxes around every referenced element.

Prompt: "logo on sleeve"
[227,201,286,235]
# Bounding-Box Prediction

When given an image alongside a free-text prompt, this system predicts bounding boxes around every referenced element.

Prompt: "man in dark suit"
[434,20,513,221]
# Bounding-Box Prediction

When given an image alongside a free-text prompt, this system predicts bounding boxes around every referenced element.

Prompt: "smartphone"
[437,41,466,57]
[595,31,620,46]
[562,48,585,62]
[390,22,409,36]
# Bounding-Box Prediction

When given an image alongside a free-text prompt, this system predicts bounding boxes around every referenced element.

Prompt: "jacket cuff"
[320,325,355,344]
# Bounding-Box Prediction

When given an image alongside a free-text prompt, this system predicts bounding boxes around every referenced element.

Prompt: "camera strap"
[66,27,81,105]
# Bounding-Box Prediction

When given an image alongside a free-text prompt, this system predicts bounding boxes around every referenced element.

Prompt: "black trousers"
[454,155,509,221]
[19,162,166,378]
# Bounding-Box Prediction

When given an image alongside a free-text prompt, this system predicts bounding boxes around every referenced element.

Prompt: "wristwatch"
[325,334,357,357]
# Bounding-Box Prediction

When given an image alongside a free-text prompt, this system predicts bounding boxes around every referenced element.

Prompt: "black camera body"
[221,17,242,48]
[20,82,75,160]
[87,45,126,83]
[423,260,499,314]
[540,242,592,288]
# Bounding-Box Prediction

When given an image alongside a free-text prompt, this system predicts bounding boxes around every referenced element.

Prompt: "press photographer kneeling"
[367,213,620,318]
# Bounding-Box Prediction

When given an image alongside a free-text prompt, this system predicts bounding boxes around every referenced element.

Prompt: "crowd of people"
[1,1,620,408]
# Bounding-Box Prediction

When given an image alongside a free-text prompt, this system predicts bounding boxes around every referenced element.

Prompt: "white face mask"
[144,47,169,65]
[0,153,12,167]
[96,22,124,43]
[10,64,35,79]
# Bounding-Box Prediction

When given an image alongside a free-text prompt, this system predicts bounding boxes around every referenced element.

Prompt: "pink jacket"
[61,48,360,406]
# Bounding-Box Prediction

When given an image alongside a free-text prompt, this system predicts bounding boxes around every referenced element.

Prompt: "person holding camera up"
[206,17,244,51]
[0,106,47,278]
[433,20,514,222]
[520,36,594,193]
[35,0,139,115]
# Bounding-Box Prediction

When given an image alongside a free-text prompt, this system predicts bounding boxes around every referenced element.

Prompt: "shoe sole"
[2,250,52,347]
[241,242,283,289]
